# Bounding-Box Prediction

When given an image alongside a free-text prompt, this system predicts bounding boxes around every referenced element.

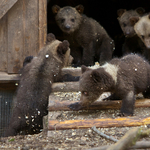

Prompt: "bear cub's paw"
[68,102,83,110]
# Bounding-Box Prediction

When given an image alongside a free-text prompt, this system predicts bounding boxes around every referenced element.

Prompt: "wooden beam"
[0,0,18,20]
[39,0,47,50]
[48,116,150,130]
[0,72,19,83]
[0,68,81,83]
[48,99,150,111]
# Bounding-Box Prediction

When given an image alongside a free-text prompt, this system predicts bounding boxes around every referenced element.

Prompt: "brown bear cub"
[52,5,114,67]
[69,54,150,116]
[5,33,78,137]
[134,14,150,61]
[117,8,145,55]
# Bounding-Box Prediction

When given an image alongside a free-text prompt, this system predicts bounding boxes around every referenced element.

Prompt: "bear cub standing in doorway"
[52,5,114,67]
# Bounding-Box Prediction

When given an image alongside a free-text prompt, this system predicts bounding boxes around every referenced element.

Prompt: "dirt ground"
[1,91,150,150]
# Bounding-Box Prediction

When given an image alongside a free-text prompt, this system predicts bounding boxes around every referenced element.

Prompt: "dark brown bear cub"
[52,5,114,67]
[69,54,150,116]
[5,33,76,137]
[117,8,145,55]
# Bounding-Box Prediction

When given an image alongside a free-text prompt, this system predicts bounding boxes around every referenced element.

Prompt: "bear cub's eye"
[71,18,75,22]
[123,23,126,27]
[61,19,65,23]
[141,35,144,39]
[82,91,88,96]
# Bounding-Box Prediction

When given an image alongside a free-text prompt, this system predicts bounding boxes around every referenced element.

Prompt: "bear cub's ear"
[136,7,145,15]
[117,9,126,17]
[91,70,101,83]
[57,40,70,55]
[75,5,84,14]
[47,33,56,43]
[52,5,60,14]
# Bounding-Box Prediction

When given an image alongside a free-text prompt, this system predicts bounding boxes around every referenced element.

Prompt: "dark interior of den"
[47,0,150,58]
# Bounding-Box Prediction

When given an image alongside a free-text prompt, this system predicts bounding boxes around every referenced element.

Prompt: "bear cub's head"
[44,33,73,67]
[52,5,84,34]
[78,65,114,107]
[117,7,145,37]
[134,14,150,49]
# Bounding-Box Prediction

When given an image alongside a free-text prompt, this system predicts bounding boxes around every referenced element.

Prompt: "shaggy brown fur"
[69,54,150,116]
[117,7,145,55]
[5,33,77,137]
[52,5,114,67]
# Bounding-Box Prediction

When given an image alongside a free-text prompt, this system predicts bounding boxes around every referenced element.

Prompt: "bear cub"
[134,14,150,61]
[117,7,145,55]
[52,5,114,67]
[69,54,150,116]
[5,33,78,137]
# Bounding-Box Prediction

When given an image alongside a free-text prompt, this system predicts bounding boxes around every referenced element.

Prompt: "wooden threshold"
[0,72,19,83]
[0,68,81,83]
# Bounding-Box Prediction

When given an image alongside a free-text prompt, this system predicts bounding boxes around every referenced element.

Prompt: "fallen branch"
[48,116,150,130]
[106,127,150,150]
[87,141,150,150]
[91,126,118,142]
[48,99,150,111]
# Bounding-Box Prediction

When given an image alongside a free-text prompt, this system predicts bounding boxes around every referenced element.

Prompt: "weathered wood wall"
[0,0,47,74]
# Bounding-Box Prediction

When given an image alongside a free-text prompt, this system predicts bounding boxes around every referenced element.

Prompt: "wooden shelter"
[0,0,47,74]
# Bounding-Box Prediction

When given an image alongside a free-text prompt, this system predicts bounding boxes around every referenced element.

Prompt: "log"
[48,99,150,111]
[62,68,81,76]
[48,116,150,130]
[52,82,79,92]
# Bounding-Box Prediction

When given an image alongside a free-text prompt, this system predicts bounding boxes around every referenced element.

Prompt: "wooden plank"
[0,72,19,83]
[7,0,41,73]
[48,99,150,111]
[0,68,81,82]
[39,0,47,50]
[0,0,18,20]
[7,0,24,73]
[23,0,39,58]
[48,116,150,130]
[0,14,7,72]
